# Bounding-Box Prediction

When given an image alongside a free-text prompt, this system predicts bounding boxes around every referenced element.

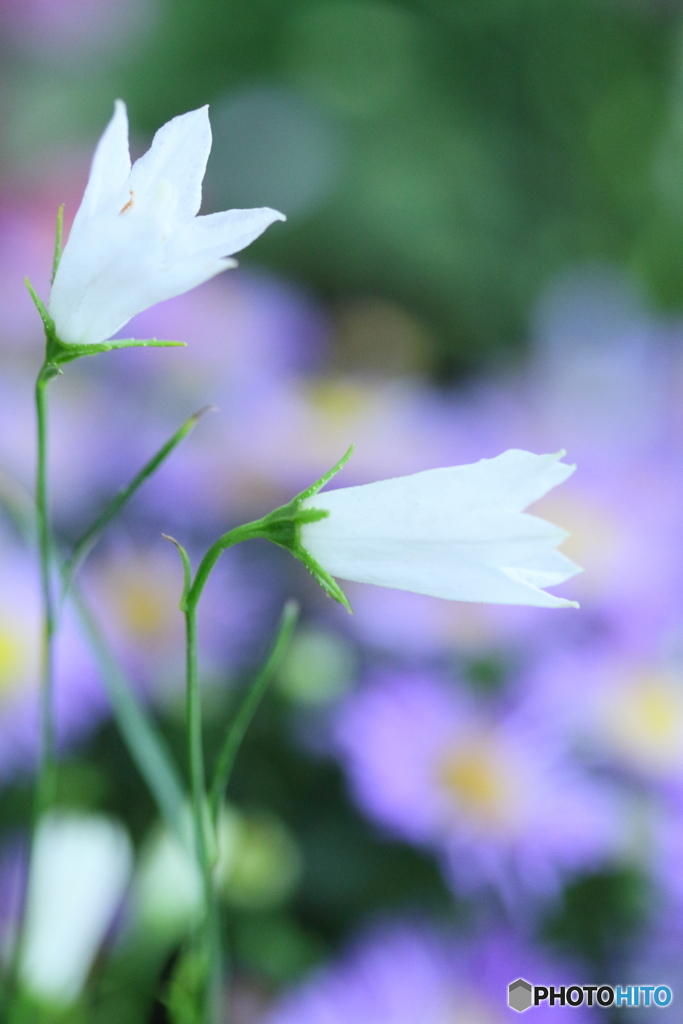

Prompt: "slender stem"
[34,369,56,816]
[185,601,221,1023]
[210,600,299,823]
[181,520,271,1023]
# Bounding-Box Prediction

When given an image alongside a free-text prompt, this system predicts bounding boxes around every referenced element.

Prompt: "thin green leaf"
[0,468,36,539]
[210,600,300,822]
[163,534,193,612]
[63,407,214,586]
[70,584,188,844]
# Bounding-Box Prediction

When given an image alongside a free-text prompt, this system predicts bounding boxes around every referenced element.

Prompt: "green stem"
[34,368,57,816]
[181,521,272,1023]
[210,600,299,823]
[185,600,221,1023]
[187,520,269,611]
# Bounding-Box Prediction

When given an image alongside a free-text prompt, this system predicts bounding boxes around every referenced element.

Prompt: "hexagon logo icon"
[508,978,533,1012]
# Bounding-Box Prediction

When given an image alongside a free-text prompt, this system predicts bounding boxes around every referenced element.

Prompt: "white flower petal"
[79,99,131,219]
[181,207,286,258]
[56,240,235,345]
[49,101,132,335]
[127,106,212,221]
[300,450,581,607]
[19,814,133,1007]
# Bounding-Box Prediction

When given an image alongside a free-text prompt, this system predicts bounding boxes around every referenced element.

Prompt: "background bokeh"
[2,1,683,1021]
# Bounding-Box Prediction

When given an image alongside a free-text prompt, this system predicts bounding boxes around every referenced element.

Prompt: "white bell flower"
[300,449,580,607]
[250,448,581,609]
[18,813,133,1007]
[48,100,285,346]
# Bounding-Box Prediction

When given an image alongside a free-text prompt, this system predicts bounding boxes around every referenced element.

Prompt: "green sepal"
[54,337,186,362]
[25,277,185,366]
[25,277,57,348]
[51,203,64,284]
[297,444,355,501]
[237,446,355,613]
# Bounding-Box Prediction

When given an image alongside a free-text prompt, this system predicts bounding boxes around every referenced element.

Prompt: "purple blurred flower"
[522,645,683,794]
[0,0,157,60]
[623,907,683,1022]
[263,921,596,1024]
[333,672,624,904]
[528,266,676,464]
[82,540,269,698]
[0,201,55,360]
[121,271,329,395]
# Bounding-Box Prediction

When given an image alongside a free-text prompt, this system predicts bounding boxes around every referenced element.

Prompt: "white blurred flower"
[49,100,285,345]
[134,825,203,940]
[19,813,133,1007]
[134,806,301,942]
[298,449,581,608]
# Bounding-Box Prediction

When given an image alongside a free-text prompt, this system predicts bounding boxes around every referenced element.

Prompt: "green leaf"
[62,407,214,586]
[70,585,188,844]
[210,600,300,822]
[164,946,211,1024]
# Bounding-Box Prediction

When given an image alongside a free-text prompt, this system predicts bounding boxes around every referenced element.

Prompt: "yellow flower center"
[0,620,37,699]
[305,379,374,425]
[599,669,683,772]
[100,557,182,644]
[436,739,515,830]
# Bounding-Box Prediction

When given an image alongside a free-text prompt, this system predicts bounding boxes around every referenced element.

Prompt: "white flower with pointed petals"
[48,100,285,345]
[298,449,581,608]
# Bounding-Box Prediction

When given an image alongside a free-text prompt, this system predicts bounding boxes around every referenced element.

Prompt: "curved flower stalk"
[48,99,285,348]
[251,447,581,609]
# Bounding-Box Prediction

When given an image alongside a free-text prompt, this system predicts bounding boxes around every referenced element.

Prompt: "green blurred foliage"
[4,0,683,375]
[543,866,651,975]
